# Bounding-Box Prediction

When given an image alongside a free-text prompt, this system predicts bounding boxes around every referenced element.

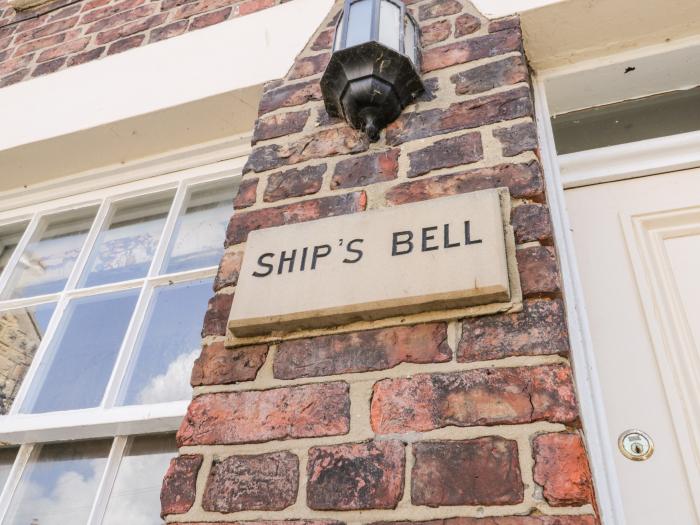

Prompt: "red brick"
[202,452,298,512]
[371,364,579,434]
[259,79,322,115]
[0,54,34,76]
[177,382,350,446]
[85,4,155,35]
[418,0,461,21]
[0,68,29,87]
[489,16,520,33]
[331,149,400,189]
[31,57,67,77]
[95,13,168,45]
[274,323,451,379]
[235,0,275,17]
[190,7,231,30]
[312,27,334,51]
[451,55,528,96]
[160,455,202,516]
[37,36,89,62]
[245,126,369,173]
[107,33,145,55]
[512,203,552,244]
[385,162,544,206]
[288,52,330,80]
[47,2,82,22]
[412,437,523,506]
[264,164,326,202]
[371,516,597,525]
[187,522,343,525]
[533,433,594,507]
[408,132,483,178]
[516,246,560,296]
[190,341,268,386]
[386,86,532,145]
[233,177,258,209]
[421,20,451,46]
[82,0,151,28]
[67,46,104,66]
[454,13,481,37]
[149,19,188,43]
[422,28,521,73]
[13,15,78,45]
[458,299,568,362]
[225,191,366,245]
[14,33,67,58]
[213,249,243,290]
[307,440,404,510]
[253,109,310,144]
[201,292,233,336]
[494,121,538,157]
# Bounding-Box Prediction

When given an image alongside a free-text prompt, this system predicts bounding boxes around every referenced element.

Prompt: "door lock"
[618,429,654,461]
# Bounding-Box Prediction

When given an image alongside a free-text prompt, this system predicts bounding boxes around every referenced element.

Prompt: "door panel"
[565,168,700,524]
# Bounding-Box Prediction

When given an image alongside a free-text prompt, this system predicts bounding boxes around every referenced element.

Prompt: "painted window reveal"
[0,222,29,276]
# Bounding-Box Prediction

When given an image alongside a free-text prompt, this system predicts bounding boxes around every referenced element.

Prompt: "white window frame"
[0,135,249,524]
[532,39,700,525]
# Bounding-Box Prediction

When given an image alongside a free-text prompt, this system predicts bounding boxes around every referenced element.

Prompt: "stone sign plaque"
[229,189,511,336]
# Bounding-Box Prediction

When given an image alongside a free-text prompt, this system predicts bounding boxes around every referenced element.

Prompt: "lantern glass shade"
[378,0,401,52]
[404,13,417,65]
[346,0,373,48]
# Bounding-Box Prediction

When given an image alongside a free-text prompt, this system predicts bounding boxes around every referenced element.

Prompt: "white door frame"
[532,37,700,525]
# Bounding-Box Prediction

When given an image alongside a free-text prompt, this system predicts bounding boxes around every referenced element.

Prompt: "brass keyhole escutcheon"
[618,429,654,461]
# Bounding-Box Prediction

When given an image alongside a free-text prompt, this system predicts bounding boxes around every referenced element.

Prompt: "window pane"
[404,15,417,65]
[0,302,57,415]
[0,221,29,276]
[118,279,212,405]
[0,447,18,493]
[378,0,400,51]
[162,180,236,274]
[4,440,110,525]
[82,192,174,288]
[101,434,176,525]
[3,208,96,299]
[22,290,139,414]
[346,0,372,48]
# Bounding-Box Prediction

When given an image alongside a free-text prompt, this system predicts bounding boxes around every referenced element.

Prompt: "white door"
[566,168,700,524]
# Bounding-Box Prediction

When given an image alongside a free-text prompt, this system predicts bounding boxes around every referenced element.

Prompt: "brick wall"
[0,0,284,87]
[161,1,600,524]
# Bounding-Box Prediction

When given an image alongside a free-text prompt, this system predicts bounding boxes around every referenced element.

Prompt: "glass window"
[117,278,212,406]
[3,208,96,299]
[346,0,372,48]
[101,434,176,525]
[379,0,400,51]
[0,447,18,492]
[0,302,57,415]
[82,192,174,288]
[552,85,700,154]
[22,290,139,414]
[404,15,417,65]
[0,222,29,276]
[162,181,236,274]
[4,440,111,525]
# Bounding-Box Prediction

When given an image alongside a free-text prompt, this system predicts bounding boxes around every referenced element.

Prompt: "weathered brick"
[149,19,188,43]
[331,149,399,189]
[0,68,29,88]
[533,433,594,507]
[259,79,323,115]
[489,15,520,33]
[95,13,168,45]
[47,3,82,22]
[191,7,231,30]
[417,76,439,102]
[13,15,78,45]
[81,0,144,23]
[264,164,326,202]
[226,191,366,245]
[370,516,596,525]
[516,246,560,296]
[37,36,89,62]
[0,54,34,76]
[85,4,156,35]
[245,126,369,173]
[107,33,145,55]
[201,292,233,336]
[386,86,532,145]
[494,121,538,157]
[160,455,202,516]
[451,55,528,96]
[454,13,481,37]
[418,0,461,20]
[187,522,342,525]
[253,109,310,144]
[408,132,483,178]
[14,33,67,58]
[274,323,451,379]
[202,452,298,512]
[458,299,568,362]
[512,203,552,244]
[233,178,258,209]
[235,0,275,17]
[371,364,579,433]
[67,46,104,66]
[289,52,330,80]
[412,438,523,506]
[385,162,543,205]
[312,27,334,51]
[307,440,405,510]
[31,57,67,77]
[214,249,243,290]
[177,382,350,446]
[421,20,451,46]
[422,28,521,72]
[191,341,268,386]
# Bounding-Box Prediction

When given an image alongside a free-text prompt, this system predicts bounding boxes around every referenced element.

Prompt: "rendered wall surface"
[161,1,600,523]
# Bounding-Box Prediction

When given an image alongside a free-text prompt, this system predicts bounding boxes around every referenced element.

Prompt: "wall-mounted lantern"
[321,0,424,142]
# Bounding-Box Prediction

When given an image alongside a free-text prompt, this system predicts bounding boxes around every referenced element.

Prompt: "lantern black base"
[321,41,425,142]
